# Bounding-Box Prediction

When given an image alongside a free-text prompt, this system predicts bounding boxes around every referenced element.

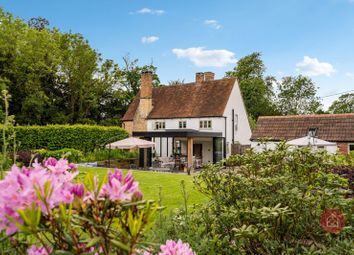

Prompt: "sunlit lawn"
[78,167,208,212]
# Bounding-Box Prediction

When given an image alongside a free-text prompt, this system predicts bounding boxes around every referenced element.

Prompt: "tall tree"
[276,75,322,115]
[0,7,161,125]
[225,52,278,118]
[328,93,354,113]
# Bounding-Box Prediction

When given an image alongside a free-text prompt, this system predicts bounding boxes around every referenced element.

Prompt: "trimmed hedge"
[14,125,128,152]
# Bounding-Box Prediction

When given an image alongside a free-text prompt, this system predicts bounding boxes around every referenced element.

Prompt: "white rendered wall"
[251,141,338,154]
[251,141,279,152]
[223,79,252,156]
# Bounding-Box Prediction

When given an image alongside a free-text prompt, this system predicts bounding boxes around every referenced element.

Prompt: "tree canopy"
[226,52,326,118]
[276,75,322,115]
[225,52,278,119]
[328,93,354,114]
[0,8,159,125]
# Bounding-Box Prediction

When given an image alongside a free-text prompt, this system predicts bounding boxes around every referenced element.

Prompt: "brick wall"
[337,143,349,154]
[123,121,134,135]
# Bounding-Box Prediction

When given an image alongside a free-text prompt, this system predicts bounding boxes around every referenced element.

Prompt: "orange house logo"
[320,208,345,234]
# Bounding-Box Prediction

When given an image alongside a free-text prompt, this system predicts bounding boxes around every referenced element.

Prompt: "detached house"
[122,71,251,169]
[251,113,354,154]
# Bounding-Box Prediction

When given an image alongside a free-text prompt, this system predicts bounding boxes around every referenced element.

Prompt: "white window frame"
[154,121,165,130]
[179,121,187,129]
[199,120,212,129]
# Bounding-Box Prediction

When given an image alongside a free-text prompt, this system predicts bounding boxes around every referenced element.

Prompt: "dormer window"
[179,121,187,129]
[200,120,212,129]
[308,127,318,137]
[154,121,165,130]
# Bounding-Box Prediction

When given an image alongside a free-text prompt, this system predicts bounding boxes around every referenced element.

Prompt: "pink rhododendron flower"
[159,240,196,255]
[0,160,78,235]
[27,245,52,255]
[70,183,85,198]
[101,169,141,202]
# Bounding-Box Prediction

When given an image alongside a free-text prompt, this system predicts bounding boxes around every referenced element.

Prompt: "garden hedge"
[13,125,128,152]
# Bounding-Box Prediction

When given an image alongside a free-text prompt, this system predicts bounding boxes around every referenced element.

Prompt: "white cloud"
[345,72,353,77]
[296,56,335,76]
[141,36,159,44]
[204,19,222,30]
[132,8,165,15]
[172,47,236,67]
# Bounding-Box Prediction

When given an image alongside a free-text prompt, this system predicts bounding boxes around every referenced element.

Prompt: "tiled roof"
[122,78,235,121]
[251,113,354,142]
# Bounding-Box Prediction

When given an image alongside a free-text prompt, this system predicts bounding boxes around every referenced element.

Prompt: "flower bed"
[0,158,195,254]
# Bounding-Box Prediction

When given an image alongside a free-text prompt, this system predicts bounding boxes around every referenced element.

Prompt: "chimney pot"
[195,72,204,84]
[204,72,215,81]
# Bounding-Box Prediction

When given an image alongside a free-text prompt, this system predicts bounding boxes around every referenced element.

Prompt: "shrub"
[34,148,83,163]
[0,158,195,255]
[156,144,353,254]
[16,150,43,166]
[331,165,354,198]
[82,148,138,162]
[13,124,128,152]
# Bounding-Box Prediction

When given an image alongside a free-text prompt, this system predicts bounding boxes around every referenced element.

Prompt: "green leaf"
[51,250,75,255]
[86,236,103,248]
[110,240,130,251]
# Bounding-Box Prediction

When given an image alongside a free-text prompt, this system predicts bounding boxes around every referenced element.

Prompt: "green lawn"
[78,167,208,212]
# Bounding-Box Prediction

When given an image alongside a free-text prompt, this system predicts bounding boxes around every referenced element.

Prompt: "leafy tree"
[0,7,161,125]
[328,93,354,113]
[28,17,49,30]
[225,52,265,81]
[225,52,278,118]
[276,75,322,115]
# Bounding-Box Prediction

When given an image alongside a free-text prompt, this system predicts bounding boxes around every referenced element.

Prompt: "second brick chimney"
[133,71,153,131]
[204,72,215,81]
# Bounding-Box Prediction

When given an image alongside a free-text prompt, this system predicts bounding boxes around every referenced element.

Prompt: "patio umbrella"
[105,137,155,168]
[106,137,155,149]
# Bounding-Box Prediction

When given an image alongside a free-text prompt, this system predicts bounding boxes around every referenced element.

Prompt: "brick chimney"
[140,71,153,98]
[195,72,204,84]
[204,72,215,81]
[133,71,153,131]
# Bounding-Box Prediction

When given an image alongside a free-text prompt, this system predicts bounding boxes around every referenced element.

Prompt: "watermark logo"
[320,208,345,234]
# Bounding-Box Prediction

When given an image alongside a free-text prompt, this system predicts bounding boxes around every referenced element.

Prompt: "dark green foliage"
[225,53,278,119]
[156,145,353,254]
[0,8,160,125]
[14,125,128,152]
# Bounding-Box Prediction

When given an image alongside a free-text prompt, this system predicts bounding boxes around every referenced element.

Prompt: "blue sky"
[1,0,354,109]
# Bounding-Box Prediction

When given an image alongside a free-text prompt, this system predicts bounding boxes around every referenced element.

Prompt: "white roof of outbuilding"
[287,136,337,147]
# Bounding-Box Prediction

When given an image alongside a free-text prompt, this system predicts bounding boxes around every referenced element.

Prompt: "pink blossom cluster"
[27,245,52,255]
[84,169,142,202]
[0,158,78,235]
[142,240,196,255]
[158,240,196,255]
